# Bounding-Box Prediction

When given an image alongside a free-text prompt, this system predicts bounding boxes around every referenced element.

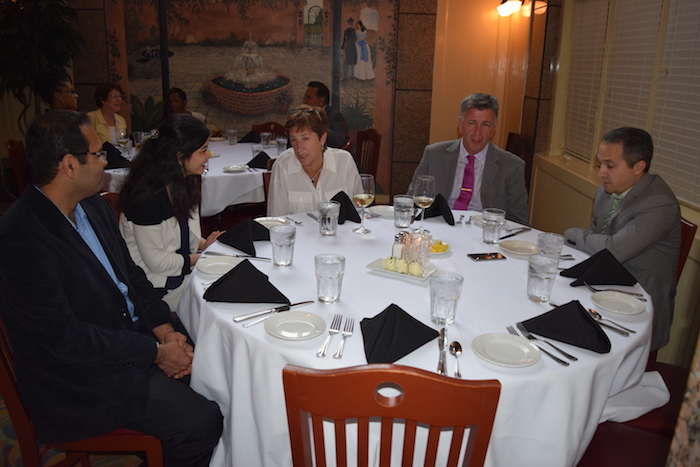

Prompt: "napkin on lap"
[423,194,455,225]
[560,248,637,287]
[203,260,289,304]
[216,218,270,256]
[521,300,611,353]
[360,304,439,363]
[247,151,270,169]
[331,191,361,224]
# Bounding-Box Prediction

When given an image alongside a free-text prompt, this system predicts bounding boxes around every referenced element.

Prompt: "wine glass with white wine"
[413,175,435,234]
[116,128,130,155]
[352,174,375,235]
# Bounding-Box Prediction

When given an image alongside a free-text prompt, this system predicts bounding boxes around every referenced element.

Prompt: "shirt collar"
[459,141,489,162]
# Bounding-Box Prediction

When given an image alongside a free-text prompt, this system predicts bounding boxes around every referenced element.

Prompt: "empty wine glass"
[352,174,375,235]
[413,175,435,234]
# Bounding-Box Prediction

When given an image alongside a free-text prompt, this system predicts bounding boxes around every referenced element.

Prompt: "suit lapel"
[609,173,652,227]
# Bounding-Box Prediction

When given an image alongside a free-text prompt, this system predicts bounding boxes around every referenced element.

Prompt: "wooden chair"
[282,364,501,467]
[262,158,277,211]
[6,139,30,195]
[676,217,697,284]
[99,192,121,221]
[252,121,286,139]
[355,129,381,177]
[0,317,164,467]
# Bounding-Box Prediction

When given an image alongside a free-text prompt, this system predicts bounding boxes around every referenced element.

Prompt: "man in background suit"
[408,93,529,225]
[0,111,223,466]
[303,81,350,149]
[565,127,681,351]
[341,17,357,80]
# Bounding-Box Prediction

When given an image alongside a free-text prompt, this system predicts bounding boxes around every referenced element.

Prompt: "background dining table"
[178,210,668,467]
[102,140,275,217]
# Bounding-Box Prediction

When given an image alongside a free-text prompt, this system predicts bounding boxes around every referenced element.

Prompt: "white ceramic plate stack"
[223,165,248,173]
[591,291,646,315]
[264,311,326,340]
[196,256,243,275]
[499,240,538,258]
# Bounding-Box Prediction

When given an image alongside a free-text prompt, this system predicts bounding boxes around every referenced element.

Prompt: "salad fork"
[584,281,646,299]
[507,325,569,366]
[333,318,354,359]
[317,314,342,358]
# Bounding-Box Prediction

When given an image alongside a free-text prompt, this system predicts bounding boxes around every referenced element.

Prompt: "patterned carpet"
[0,397,143,467]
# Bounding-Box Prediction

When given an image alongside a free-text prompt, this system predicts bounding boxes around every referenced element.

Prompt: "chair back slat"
[355,129,381,177]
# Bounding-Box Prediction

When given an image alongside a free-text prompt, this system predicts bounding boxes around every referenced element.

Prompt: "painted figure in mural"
[267,105,359,216]
[168,87,206,123]
[119,115,224,312]
[87,82,127,146]
[354,21,375,80]
[33,73,79,111]
[341,17,357,80]
[302,81,349,149]
[409,93,529,225]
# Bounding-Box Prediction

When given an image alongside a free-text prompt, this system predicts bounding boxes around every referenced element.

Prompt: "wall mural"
[124,0,396,164]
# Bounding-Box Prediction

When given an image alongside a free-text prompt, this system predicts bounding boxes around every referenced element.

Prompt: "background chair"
[0,316,164,467]
[99,192,121,222]
[283,363,501,467]
[354,128,380,178]
[6,139,30,196]
[252,121,286,139]
[676,217,697,284]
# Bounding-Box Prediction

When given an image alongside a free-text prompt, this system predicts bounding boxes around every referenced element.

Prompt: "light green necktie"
[601,196,622,234]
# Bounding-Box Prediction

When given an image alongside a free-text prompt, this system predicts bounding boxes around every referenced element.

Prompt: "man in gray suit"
[564,127,681,351]
[409,93,529,225]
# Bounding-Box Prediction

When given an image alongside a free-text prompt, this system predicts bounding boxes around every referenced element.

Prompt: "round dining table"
[178,210,668,467]
[102,140,276,217]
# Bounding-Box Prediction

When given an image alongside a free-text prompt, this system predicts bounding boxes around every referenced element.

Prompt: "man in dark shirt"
[303,81,350,149]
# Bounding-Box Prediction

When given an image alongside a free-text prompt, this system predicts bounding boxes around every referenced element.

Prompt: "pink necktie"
[453,155,475,210]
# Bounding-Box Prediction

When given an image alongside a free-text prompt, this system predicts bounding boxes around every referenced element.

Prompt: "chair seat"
[577,421,671,467]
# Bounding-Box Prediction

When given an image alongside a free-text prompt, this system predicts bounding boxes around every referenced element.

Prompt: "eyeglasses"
[288,106,321,119]
[76,151,108,163]
[109,94,125,100]
[59,90,78,95]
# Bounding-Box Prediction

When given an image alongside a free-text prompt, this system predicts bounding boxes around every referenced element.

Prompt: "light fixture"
[497,0,523,17]
[534,0,548,15]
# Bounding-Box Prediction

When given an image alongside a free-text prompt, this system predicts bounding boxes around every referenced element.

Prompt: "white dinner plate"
[499,240,538,257]
[471,333,541,367]
[209,136,226,142]
[196,256,243,275]
[254,217,290,229]
[264,311,326,341]
[365,258,437,282]
[223,165,248,173]
[369,205,394,218]
[430,239,450,255]
[590,291,646,315]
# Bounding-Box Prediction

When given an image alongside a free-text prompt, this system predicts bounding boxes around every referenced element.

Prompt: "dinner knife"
[437,328,447,376]
[499,227,531,240]
[204,251,271,261]
[233,301,314,323]
[595,320,630,336]
[516,322,578,361]
[307,212,319,222]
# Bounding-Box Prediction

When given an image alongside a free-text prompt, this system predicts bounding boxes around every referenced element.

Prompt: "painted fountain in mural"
[208,38,293,115]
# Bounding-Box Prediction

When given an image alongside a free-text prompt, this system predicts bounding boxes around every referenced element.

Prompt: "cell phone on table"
[468,252,506,261]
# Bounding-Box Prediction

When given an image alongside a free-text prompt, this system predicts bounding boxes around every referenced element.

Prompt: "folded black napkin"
[216,218,270,256]
[103,142,130,169]
[423,194,455,225]
[247,151,270,169]
[238,130,261,143]
[331,191,361,224]
[521,300,611,353]
[360,304,440,363]
[560,248,637,287]
[203,260,289,304]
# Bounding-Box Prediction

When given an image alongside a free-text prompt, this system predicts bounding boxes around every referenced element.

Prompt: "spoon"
[449,341,462,378]
[589,308,636,334]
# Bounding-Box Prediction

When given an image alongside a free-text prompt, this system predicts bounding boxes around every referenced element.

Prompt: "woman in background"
[33,73,79,111]
[87,82,127,145]
[118,114,223,311]
[354,21,375,80]
[268,105,359,216]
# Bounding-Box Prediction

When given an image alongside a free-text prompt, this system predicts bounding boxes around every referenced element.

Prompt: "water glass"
[315,254,345,304]
[527,254,559,303]
[482,208,506,244]
[276,137,288,153]
[251,144,263,158]
[269,225,296,267]
[227,129,238,145]
[318,201,340,236]
[260,132,272,148]
[537,232,565,260]
[393,194,413,228]
[430,271,463,326]
[133,131,148,152]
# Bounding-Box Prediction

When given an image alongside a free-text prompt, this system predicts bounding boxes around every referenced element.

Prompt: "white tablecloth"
[102,141,275,217]
[178,211,668,467]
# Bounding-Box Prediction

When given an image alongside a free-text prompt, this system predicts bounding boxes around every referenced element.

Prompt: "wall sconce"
[534,0,548,15]
[497,0,523,17]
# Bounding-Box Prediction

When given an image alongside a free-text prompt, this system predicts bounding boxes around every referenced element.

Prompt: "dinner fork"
[333,318,354,359]
[317,314,342,358]
[516,322,578,361]
[507,325,569,366]
[584,281,646,299]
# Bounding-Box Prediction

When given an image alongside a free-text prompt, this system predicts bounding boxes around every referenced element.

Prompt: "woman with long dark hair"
[119,114,223,311]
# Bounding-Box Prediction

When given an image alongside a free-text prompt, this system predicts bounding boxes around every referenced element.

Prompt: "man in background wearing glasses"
[0,111,223,466]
